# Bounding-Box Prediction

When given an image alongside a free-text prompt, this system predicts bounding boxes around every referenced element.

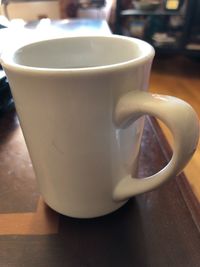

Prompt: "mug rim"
[1,35,155,76]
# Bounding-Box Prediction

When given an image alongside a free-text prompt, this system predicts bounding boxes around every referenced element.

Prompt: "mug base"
[43,198,128,219]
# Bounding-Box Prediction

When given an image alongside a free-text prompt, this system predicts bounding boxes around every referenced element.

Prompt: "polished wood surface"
[0,111,200,266]
[150,55,200,202]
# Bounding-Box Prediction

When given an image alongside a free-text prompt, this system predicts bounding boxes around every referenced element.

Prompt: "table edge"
[147,116,200,232]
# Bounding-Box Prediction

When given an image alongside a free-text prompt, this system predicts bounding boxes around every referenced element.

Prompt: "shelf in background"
[155,46,181,54]
[186,43,200,51]
[121,9,183,16]
[115,0,200,56]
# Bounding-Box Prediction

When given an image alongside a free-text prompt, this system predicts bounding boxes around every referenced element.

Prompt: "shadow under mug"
[1,35,199,218]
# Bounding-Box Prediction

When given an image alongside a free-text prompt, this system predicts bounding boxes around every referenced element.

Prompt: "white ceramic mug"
[1,35,199,218]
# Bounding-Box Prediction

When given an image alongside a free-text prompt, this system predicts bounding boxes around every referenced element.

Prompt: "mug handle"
[113,91,199,202]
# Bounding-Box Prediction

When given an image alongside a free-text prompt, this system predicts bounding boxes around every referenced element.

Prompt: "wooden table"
[0,110,200,267]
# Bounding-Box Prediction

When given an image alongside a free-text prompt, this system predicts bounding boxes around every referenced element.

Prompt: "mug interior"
[12,36,153,70]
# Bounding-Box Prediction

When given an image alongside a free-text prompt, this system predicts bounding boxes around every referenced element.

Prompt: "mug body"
[1,36,154,218]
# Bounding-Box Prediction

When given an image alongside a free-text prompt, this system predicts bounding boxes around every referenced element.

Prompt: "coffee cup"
[1,35,199,218]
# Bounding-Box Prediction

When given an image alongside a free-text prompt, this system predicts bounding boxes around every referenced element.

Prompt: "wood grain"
[0,197,59,235]
[150,55,200,202]
[0,111,59,235]
[0,111,200,266]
